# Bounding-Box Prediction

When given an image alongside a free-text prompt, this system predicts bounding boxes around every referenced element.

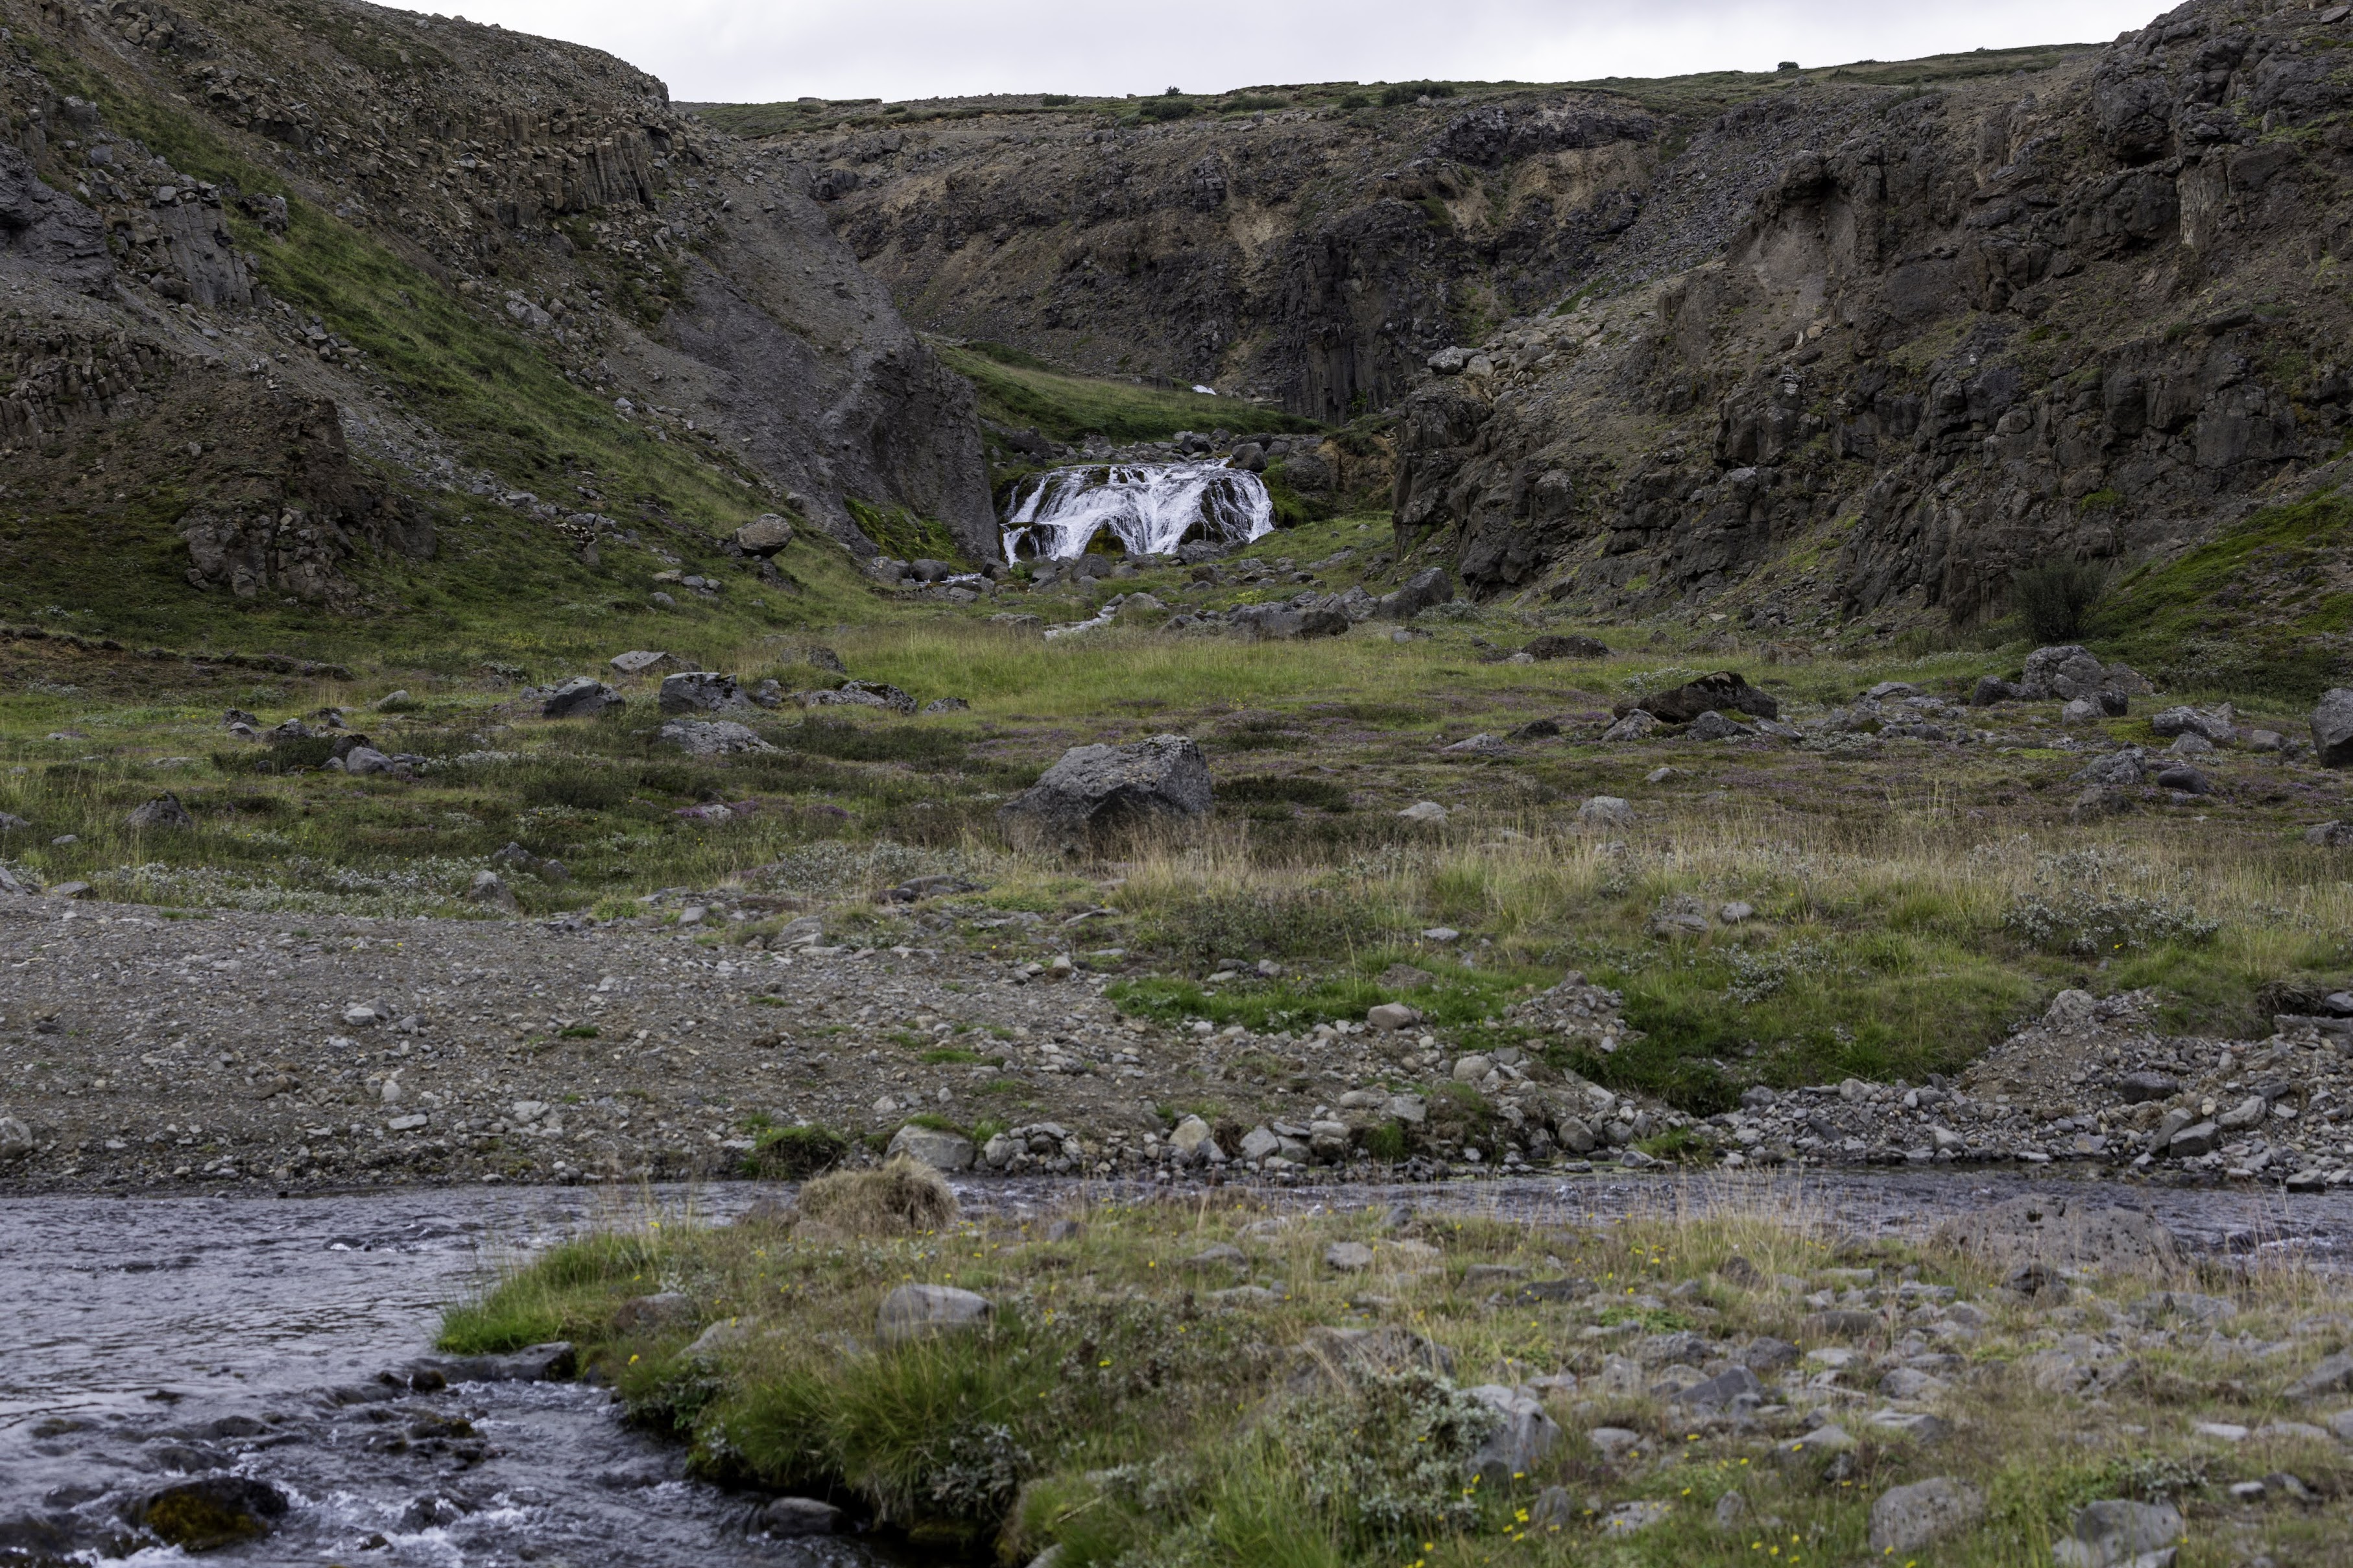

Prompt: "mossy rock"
[139,1477,288,1551]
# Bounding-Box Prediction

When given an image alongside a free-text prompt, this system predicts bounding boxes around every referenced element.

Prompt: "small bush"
[1040,93,1075,107]
[2002,848,2220,956]
[745,1123,850,1179]
[798,1157,959,1235]
[1138,97,1196,121]
[2010,560,2107,641]
[1380,80,1456,106]
[1337,92,1371,110]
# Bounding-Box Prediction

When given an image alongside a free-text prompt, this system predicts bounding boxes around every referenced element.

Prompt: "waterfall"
[1000,462,1274,562]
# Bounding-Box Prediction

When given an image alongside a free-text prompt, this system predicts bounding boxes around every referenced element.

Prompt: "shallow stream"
[6,1170,2351,1562]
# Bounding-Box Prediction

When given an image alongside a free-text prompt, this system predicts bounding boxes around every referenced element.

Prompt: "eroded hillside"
[0,0,991,645]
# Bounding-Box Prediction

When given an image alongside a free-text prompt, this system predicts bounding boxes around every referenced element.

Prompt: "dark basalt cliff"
[1389,0,2353,630]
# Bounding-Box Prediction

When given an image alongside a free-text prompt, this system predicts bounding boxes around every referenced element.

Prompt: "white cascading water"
[1000,462,1274,562]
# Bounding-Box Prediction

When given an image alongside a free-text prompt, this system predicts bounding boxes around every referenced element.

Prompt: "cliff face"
[747,93,1670,423]
[0,0,992,615]
[1389,0,2353,633]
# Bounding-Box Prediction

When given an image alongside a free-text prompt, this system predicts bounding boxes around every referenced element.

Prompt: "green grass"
[938,343,1319,444]
[439,1189,2353,1567]
[2097,491,2353,699]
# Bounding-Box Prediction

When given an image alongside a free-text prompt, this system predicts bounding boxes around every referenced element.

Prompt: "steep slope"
[717,51,2090,425]
[0,0,991,652]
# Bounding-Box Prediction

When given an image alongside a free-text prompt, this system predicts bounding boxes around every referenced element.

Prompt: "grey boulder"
[542,678,623,719]
[758,1497,842,1536]
[1869,1477,1985,1553]
[2021,645,2108,701]
[1378,567,1455,620]
[126,794,194,831]
[659,671,748,714]
[886,1123,976,1172]
[658,720,775,755]
[999,734,1212,850]
[2313,688,2353,767]
[733,514,796,555]
[877,1283,994,1345]
[1466,1384,1561,1484]
[2051,1499,2182,1568]
[2150,704,2234,744]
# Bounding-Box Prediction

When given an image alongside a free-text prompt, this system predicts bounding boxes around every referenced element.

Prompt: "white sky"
[381,0,2171,104]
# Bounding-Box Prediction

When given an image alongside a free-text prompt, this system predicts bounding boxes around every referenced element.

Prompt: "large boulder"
[1378,567,1455,620]
[876,1283,994,1345]
[1228,602,1349,640]
[733,514,796,555]
[1869,1478,1985,1552]
[2020,645,2108,701]
[1627,672,1778,724]
[659,672,748,714]
[126,794,194,831]
[541,678,623,719]
[1466,1384,1562,1484]
[2313,688,2353,767]
[1930,1194,2181,1274]
[886,1123,976,1172]
[999,735,1213,849]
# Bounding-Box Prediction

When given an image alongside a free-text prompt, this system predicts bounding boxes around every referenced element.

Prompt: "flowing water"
[999,463,1272,561]
[7,1170,2352,1562]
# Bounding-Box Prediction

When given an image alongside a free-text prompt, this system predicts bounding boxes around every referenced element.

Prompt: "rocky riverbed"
[6,877,2353,1200]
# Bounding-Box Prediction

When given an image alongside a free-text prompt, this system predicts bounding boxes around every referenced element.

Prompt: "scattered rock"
[1324,1241,1375,1272]
[125,794,194,831]
[657,720,776,755]
[466,870,520,912]
[1466,1384,1561,1483]
[1396,800,1449,822]
[1869,1477,1985,1552]
[1601,709,1660,742]
[1577,796,1635,827]
[542,678,623,719]
[1379,567,1455,620]
[1367,1003,1422,1032]
[885,1123,976,1172]
[2051,1499,2183,1568]
[1523,634,1610,659]
[2313,688,2353,768]
[922,696,970,714]
[609,650,675,676]
[0,1115,33,1161]
[876,1283,994,1344]
[658,671,748,714]
[758,1497,841,1536]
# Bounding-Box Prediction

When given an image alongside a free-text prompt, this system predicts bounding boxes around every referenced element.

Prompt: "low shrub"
[744,1123,850,1179]
[2010,559,2107,641]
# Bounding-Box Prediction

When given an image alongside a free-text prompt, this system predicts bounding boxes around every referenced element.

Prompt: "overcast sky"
[383,0,2170,104]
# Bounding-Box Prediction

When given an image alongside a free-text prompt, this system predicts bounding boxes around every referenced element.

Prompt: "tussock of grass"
[796,1156,960,1236]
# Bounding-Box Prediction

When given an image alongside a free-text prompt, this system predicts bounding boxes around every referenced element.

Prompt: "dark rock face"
[999,734,1213,850]
[0,143,112,293]
[1372,1,2353,621]
[1627,671,1779,724]
[762,95,1659,422]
